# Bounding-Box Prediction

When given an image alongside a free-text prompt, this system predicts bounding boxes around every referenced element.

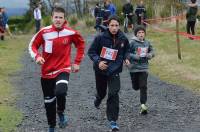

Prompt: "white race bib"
[137,47,148,57]
[45,40,53,53]
[100,47,118,60]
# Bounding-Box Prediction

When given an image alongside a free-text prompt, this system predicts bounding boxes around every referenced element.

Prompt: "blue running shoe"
[110,121,119,131]
[58,113,68,128]
[48,127,55,132]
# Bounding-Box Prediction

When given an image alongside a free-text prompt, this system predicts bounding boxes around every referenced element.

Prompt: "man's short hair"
[134,25,146,36]
[108,15,120,25]
[191,0,196,3]
[52,7,65,17]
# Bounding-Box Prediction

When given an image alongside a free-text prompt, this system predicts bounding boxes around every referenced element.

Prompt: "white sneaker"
[140,104,148,115]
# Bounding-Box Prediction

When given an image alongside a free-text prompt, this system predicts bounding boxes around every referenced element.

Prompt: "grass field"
[147,20,200,93]
[0,35,31,132]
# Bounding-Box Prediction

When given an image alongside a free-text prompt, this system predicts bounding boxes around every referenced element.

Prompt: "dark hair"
[134,25,146,36]
[108,15,120,25]
[52,7,65,17]
[191,0,196,3]
[37,3,41,7]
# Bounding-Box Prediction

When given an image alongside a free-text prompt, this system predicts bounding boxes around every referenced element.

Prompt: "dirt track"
[15,34,200,132]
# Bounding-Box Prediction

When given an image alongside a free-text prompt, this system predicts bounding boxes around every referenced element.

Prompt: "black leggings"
[41,72,69,127]
[187,21,196,35]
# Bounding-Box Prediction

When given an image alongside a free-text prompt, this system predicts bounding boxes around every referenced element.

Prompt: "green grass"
[147,21,200,93]
[0,35,31,132]
[0,106,22,132]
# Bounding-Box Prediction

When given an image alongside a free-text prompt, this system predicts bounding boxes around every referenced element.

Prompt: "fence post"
[176,18,182,60]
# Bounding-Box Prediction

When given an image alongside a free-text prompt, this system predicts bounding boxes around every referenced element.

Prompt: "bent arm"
[88,36,101,65]
[28,31,44,61]
[72,32,85,65]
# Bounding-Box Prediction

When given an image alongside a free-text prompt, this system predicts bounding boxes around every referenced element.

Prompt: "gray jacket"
[128,37,154,72]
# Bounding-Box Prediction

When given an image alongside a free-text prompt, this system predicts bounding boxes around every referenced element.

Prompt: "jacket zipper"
[112,35,116,48]
[57,31,59,38]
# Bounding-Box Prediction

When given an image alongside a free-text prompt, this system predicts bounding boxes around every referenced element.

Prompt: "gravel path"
[15,34,200,132]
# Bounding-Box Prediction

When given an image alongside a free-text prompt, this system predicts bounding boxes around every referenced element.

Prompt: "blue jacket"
[107,3,116,15]
[3,12,8,24]
[0,12,8,28]
[88,30,130,76]
[0,14,3,27]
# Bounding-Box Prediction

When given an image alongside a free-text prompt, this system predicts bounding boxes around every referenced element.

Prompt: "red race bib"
[137,47,148,57]
[100,47,118,60]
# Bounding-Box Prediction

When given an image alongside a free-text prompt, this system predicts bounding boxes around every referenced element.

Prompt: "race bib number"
[137,47,148,57]
[45,40,53,53]
[100,47,118,60]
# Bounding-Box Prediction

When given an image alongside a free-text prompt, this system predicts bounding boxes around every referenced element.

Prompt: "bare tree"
[74,0,82,17]
[47,0,62,10]
[83,0,89,14]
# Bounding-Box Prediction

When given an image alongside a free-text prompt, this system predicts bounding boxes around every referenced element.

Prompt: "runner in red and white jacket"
[29,19,85,79]
[28,7,85,131]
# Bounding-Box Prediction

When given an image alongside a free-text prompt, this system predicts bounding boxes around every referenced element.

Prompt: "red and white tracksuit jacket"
[29,23,85,79]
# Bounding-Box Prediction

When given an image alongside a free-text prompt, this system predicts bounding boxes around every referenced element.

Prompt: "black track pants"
[95,72,120,121]
[187,21,196,35]
[41,72,69,127]
[130,72,148,104]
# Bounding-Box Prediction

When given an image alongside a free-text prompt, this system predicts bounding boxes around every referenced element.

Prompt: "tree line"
[27,0,186,18]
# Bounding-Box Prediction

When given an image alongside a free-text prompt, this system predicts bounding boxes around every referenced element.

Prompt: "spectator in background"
[122,0,135,29]
[104,0,116,15]
[0,7,5,40]
[102,0,116,26]
[94,3,102,30]
[34,3,42,33]
[186,0,198,38]
[135,0,146,26]
[94,3,101,18]
[1,7,13,37]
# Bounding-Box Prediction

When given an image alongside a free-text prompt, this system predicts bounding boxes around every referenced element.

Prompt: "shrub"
[85,17,95,27]
[43,16,51,26]
[197,10,200,21]
[160,6,171,18]
[68,15,78,26]
[197,15,200,21]
[146,5,155,19]
[8,16,29,33]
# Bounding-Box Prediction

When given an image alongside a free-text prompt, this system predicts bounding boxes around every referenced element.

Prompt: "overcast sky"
[0,0,29,8]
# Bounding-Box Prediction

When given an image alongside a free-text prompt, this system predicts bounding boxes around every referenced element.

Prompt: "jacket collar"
[132,36,145,43]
